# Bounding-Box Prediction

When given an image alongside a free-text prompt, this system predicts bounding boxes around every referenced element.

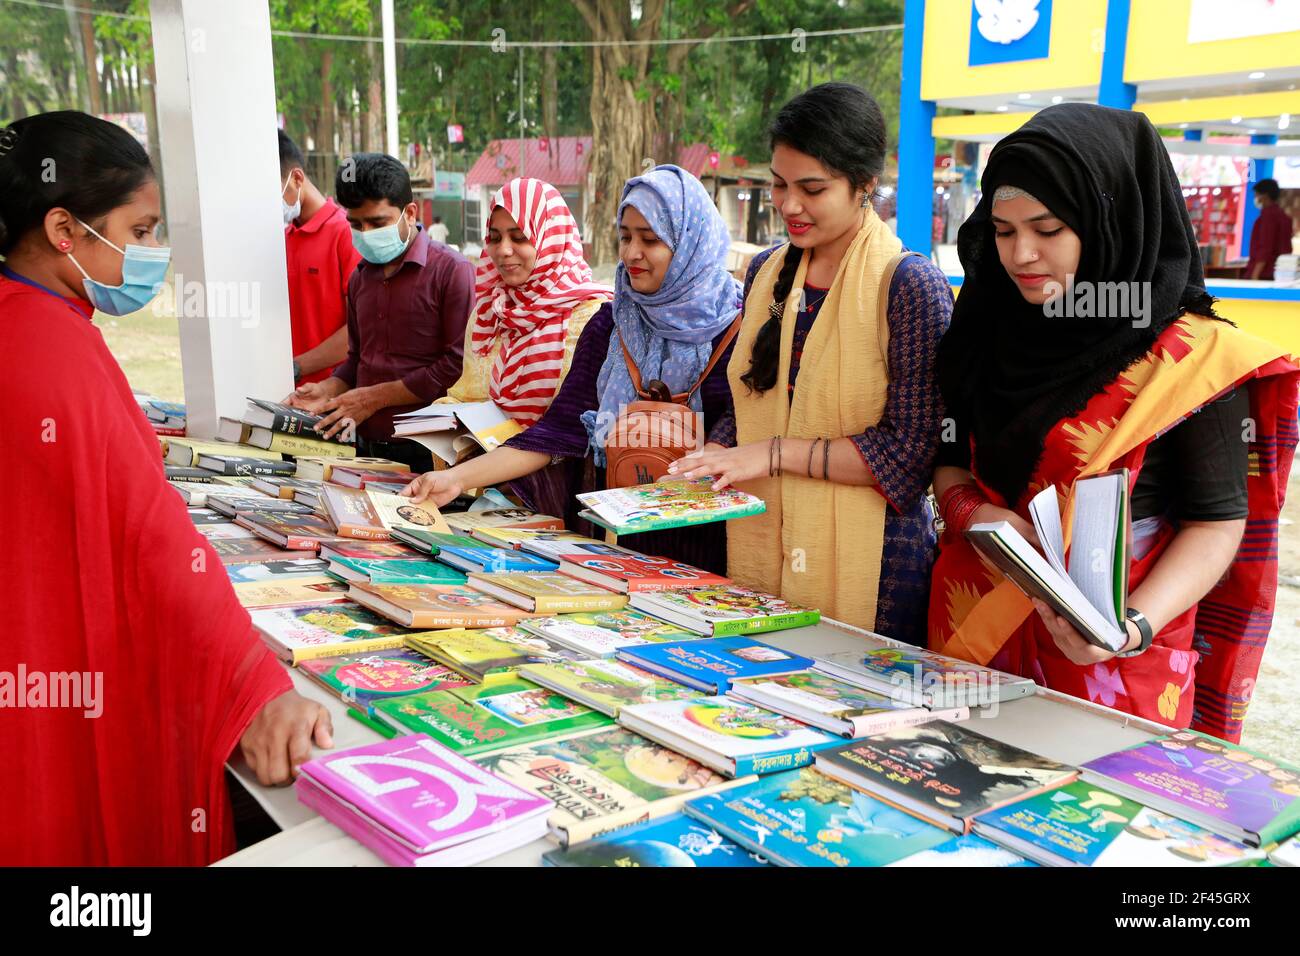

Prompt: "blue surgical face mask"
[352,214,412,264]
[282,176,302,227]
[66,218,170,316]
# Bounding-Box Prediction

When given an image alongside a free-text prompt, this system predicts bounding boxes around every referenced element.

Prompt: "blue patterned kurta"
[709,246,953,646]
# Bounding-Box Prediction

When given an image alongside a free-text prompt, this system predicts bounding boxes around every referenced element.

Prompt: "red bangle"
[940,483,989,534]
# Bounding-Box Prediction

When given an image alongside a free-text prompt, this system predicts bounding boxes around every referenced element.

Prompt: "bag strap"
[875,251,926,381]
[617,314,744,405]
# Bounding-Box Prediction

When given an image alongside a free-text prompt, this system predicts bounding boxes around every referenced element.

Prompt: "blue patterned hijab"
[582,164,742,465]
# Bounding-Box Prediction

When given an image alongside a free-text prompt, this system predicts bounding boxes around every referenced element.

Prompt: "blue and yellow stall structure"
[899,0,1300,353]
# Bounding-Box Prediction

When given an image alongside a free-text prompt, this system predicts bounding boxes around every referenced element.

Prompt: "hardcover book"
[517,658,703,717]
[473,726,752,846]
[371,676,612,755]
[618,696,838,778]
[814,645,1037,709]
[577,477,765,535]
[617,636,814,694]
[557,551,731,594]
[250,602,410,663]
[972,779,1266,867]
[541,812,768,866]
[684,767,952,867]
[1079,729,1300,847]
[814,721,1077,834]
[466,571,628,614]
[327,556,467,586]
[519,608,698,658]
[348,582,537,629]
[298,648,470,715]
[404,627,582,681]
[628,585,819,637]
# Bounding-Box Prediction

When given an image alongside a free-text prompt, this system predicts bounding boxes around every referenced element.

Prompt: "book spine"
[410,614,516,629]
[267,431,356,457]
[335,523,393,542]
[850,705,970,738]
[284,533,325,550]
[712,610,821,638]
[289,634,406,663]
[603,501,767,536]
[533,596,628,614]
[733,742,825,777]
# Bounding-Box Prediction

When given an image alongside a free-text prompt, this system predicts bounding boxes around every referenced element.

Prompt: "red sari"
[929,315,1298,742]
[0,272,290,865]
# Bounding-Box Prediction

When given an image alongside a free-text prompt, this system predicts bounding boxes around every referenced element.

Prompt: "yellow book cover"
[260,431,358,459]
[404,626,565,680]
[232,576,350,610]
[366,490,452,535]
[166,439,284,466]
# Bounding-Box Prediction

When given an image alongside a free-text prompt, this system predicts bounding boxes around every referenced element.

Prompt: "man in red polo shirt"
[280,130,362,384]
[1246,178,1296,281]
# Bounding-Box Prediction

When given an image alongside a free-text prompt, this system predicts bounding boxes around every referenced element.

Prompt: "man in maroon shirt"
[1246,178,1295,281]
[287,153,474,470]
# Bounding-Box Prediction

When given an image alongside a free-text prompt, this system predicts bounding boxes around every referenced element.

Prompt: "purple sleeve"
[504,303,613,458]
[848,256,953,512]
[331,273,361,387]
[400,253,474,402]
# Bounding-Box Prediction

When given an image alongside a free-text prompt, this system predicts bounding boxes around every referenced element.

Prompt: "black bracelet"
[807,438,819,477]
[822,435,831,480]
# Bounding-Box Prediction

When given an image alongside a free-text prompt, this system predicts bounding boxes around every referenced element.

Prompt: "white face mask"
[282,175,302,226]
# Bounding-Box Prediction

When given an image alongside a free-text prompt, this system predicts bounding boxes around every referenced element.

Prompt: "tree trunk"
[317,48,337,191]
[78,11,102,115]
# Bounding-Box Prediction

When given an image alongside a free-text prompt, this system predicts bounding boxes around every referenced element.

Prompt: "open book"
[390,401,523,466]
[964,470,1131,652]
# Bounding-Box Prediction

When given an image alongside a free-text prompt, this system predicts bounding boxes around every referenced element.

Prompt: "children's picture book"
[971,779,1267,867]
[519,608,698,658]
[885,834,1035,867]
[295,735,551,866]
[617,636,813,695]
[298,648,470,715]
[556,551,731,594]
[683,767,953,867]
[517,658,703,717]
[814,721,1077,834]
[326,556,467,586]
[348,582,538,629]
[405,627,583,681]
[618,696,838,778]
[250,602,409,663]
[813,646,1037,709]
[371,677,612,755]
[1079,729,1300,848]
[966,472,1131,652]
[541,812,770,867]
[628,585,820,637]
[473,726,753,846]
[577,477,765,535]
[728,671,969,738]
[466,571,628,614]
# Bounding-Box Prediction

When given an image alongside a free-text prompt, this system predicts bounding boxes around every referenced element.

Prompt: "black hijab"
[936,103,1220,506]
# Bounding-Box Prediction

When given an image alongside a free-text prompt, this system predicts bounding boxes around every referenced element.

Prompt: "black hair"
[741,83,887,393]
[432,215,442,223]
[1254,178,1281,202]
[335,152,413,210]
[278,129,306,176]
[0,110,153,257]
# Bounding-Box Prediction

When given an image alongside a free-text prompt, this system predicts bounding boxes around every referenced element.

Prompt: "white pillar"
[382,0,399,158]
[148,0,294,439]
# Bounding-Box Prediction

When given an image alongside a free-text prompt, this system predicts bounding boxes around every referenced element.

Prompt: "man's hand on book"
[315,387,380,440]
[240,689,334,786]
[284,381,333,414]
[1032,598,1140,666]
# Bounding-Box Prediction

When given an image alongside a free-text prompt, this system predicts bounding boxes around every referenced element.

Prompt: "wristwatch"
[1116,608,1154,658]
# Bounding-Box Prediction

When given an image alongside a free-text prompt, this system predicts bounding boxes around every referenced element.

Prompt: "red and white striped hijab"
[470,178,612,424]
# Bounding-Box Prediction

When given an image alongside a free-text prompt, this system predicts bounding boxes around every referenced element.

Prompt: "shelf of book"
[220,616,1168,867]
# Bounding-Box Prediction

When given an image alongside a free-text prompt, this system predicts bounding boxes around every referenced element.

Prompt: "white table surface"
[217,617,1169,867]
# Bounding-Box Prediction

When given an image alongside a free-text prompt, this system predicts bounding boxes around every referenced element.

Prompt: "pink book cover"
[296,734,550,853]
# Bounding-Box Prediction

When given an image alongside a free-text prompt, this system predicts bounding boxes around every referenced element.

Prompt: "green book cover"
[391,528,482,554]
[518,658,703,717]
[404,626,581,681]
[371,676,612,755]
[576,478,766,535]
[329,556,467,585]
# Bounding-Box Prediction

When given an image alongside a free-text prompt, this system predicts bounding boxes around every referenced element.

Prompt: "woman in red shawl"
[929,104,1298,743]
[0,111,333,865]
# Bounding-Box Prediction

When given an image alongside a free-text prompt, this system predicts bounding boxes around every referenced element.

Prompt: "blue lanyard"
[0,264,93,321]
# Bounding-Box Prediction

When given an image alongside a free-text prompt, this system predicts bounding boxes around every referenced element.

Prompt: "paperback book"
[617,636,813,694]
[519,608,698,658]
[250,602,410,663]
[404,627,582,681]
[577,477,765,535]
[813,645,1037,709]
[298,648,470,715]
[466,571,628,614]
[541,811,768,867]
[628,585,820,638]
[348,582,538,629]
[517,658,703,717]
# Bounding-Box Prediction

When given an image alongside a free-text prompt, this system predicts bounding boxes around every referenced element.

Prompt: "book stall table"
[219,616,1167,867]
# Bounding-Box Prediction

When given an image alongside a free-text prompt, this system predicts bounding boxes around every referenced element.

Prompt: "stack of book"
[218,398,358,459]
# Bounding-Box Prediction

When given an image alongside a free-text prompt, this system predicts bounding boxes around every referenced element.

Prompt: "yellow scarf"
[726,208,902,630]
